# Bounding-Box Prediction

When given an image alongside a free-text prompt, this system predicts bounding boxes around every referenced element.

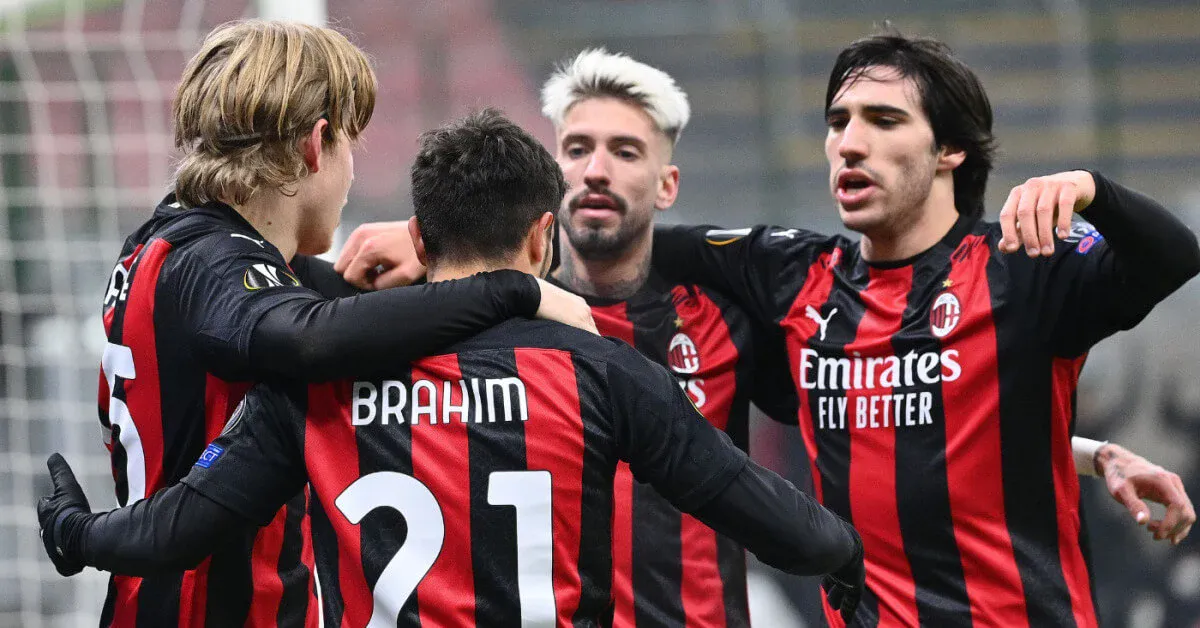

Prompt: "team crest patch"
[243,263,300,290]
[195,443,225,469]
[930,291,962,338]
[667,332,701,374]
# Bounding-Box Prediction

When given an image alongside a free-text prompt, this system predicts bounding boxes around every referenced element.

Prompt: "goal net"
[0,1,253,626]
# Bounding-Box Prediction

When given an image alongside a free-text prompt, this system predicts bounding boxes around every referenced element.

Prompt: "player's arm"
[605,343,864,621]
[176,244,591,381]
[998,171,1200,355]
[747,327,801,425]
[38,455,255,576]
[38,384,308,576]
[289,254,362,298]
[1073,437,1195,545]
[651,224,829,327]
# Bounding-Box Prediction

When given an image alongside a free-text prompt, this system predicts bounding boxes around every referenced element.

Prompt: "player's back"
[298,317,741,627]
[100,195,314,626]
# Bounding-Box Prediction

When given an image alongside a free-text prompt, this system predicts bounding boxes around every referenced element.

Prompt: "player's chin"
[837,206,883,235]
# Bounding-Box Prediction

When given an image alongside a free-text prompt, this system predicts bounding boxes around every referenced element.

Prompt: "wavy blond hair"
[172,20,376,208]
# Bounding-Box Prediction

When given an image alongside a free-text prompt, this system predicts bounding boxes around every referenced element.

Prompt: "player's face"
[555,97,673,260]
[298,130,354,255]
[825,67,940,238]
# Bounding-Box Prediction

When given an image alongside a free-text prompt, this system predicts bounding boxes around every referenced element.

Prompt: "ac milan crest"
[667,332,701,375]
[930,291,962,338]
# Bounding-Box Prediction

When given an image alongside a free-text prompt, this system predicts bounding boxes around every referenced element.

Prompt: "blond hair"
[541,48,690,144]
[172,20,376,208]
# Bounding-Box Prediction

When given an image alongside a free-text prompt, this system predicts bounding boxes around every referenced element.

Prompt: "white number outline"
[101,342,145,504]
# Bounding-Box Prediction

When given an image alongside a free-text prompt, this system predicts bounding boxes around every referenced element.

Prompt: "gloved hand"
[822,530,865,623]
[37,453,91,576]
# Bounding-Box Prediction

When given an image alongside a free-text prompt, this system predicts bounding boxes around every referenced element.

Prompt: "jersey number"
[101,342,145,504]
[335,470,556,627]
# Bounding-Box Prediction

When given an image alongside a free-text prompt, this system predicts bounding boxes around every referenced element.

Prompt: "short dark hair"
[825,30,997,220]
[411,108,567,265]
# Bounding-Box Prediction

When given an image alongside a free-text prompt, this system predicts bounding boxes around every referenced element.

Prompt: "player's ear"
[655,163,680,211]
[408,216,429,267]
[300,119,329,174]
[936,143,966,173]
[529,212,555,275]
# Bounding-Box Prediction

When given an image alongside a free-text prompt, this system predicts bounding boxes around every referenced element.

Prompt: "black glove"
[822,528,865,624]
[37,453,91,577]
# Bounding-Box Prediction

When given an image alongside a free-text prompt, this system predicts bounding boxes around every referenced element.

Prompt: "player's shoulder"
[453,319,645,369]
[146,204,295,284]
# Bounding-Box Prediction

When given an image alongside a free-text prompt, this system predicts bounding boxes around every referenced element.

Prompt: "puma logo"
[805,305,837,341]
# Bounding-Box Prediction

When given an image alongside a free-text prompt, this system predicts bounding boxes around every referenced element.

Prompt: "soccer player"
[331,48,1194,627]
[40,109,867,627]
[645,32,1200,626]
[95,20,593,628]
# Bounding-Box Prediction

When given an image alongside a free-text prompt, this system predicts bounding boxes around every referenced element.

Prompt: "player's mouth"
[570,191,626,221]
[835,169,877,209]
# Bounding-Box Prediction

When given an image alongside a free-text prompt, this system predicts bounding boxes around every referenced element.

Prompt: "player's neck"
[226,190,300,261]
[553,232,651,301]
[860,184,960,262]
[427,258,536,283]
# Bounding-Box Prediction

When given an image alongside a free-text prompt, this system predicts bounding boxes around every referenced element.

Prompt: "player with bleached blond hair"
[76,19,593,628]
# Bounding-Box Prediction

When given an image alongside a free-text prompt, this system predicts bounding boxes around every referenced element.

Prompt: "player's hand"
[534,279,598,335]
[37,453,91,576]
[334,221,426,290]
[998,171,1096,258]
[822,533,865,623]
[1096,443,1194,545]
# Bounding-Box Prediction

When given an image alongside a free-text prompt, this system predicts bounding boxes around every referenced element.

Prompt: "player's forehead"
[556,96,661,144]
[828,65,923,116]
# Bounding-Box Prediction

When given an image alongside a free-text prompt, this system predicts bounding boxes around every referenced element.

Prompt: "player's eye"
[564,145,588,159]
[826,115,848,130]
[615,147,641,160]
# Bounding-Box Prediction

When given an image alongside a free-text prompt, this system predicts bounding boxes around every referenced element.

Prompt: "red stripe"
[594,303,638,626]
[178,558,211,628]
[672,287,741,628]
[410,355,477,625]
[844,267,918,628]
[108,578,141,628]
[678,515,725,628]
[120,238,169,498]
[780,250,841,505]
[107,240,172,628]
[1050,357,1098,627]
[516,348,586,627]
[304,382,372,628]
[941,236,1028,625]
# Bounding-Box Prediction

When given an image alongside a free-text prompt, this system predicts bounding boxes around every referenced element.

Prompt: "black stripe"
[461,349,527,625]
[987,255,1077,627]
[353,367,420,624]
[805,260,868,527]
[133,574,184,628]
[310,493,343,626]
[625,294,687,627]
[203,516,255,626]
[714,534,750,628]
[891,258,971,626]
[572,352,616,627]
[275,493,311,627]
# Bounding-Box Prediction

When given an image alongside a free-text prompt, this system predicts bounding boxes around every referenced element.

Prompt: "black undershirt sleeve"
[248,269,541,381]
[60,484,254,576]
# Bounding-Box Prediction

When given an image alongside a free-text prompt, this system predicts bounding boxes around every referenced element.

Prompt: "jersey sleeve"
[1017,171,1200,357]
[290,254,362,298]
[747,327,801,425]
[179,383,308,525]
[167,237,541,381]
[605,342,749,511]
[652,224,832,327]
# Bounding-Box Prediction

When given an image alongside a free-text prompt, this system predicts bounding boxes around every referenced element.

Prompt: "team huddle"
[36,18,1197,628]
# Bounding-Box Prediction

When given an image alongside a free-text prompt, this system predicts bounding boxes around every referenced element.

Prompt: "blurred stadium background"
[1,0,1198,626]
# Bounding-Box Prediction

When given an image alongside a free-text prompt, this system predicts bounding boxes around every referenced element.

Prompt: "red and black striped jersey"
[560,272,795,628]
[180,319,755,628]
[650,173,1200,627]
[98,196,321,627]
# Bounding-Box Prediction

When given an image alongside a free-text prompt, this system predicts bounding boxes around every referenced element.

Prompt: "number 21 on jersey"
[336,469,556,627]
